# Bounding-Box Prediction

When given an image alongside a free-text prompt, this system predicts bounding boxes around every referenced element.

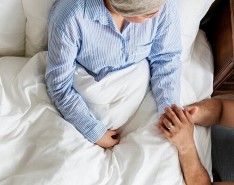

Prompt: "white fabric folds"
[0,44,212,184]
[73,60,150,130]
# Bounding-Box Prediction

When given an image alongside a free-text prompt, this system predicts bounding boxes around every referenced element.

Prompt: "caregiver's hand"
[157,105,195,154]
[95,130,120,149]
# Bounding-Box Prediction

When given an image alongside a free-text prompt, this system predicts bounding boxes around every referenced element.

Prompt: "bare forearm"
[188,98,223,126]
[179,145,211,185]
[189,98,234,127]
[220,100,234,127]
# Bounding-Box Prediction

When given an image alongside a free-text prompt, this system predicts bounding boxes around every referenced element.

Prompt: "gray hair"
[109,0,166,17]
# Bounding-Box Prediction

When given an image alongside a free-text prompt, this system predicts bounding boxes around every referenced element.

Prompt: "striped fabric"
[45,0,182,143]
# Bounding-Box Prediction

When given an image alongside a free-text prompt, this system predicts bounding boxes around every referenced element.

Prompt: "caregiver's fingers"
[184,108,194,125]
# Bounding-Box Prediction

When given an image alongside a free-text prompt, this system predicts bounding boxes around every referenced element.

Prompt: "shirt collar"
[84,0,110,25]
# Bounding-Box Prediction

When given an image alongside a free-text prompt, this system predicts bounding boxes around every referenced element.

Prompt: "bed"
[0,0,214,184]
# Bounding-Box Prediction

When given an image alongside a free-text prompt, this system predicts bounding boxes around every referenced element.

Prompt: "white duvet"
[0,30,213,185]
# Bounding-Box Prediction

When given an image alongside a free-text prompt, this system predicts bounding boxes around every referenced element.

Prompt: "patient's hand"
[157,105,195,154]
[95,130,120,149]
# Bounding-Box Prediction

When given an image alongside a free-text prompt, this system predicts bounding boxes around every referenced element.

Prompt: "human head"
[109,0,166,23]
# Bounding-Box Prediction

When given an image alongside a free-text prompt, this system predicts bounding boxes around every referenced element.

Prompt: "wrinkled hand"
[95,130,120,149]
[157,104,196,154]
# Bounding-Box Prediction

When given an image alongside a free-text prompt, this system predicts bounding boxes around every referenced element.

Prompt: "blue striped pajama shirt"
[45,0,182,143]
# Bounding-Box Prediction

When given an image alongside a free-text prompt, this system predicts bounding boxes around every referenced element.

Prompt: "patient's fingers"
[164,107,181,127]
[95,130,120,149]
[108,130,119,137]
[111,137,120,146]
[109,130,120,144]
[158,124,170,139]
[171,104,187,123]
[158,115,163,124]
[109,130,119,138]
[162,117,173,130]
[111,134,119,140]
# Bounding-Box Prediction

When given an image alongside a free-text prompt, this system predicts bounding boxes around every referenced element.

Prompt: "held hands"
[95,104,198,150]
[95,130,120,149]
[157,104,198,154]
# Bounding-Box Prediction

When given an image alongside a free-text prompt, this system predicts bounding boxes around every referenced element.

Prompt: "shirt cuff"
[84,122,107,143]
[158,99,182,115]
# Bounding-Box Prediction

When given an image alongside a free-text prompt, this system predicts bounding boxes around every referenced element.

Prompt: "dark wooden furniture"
[201,0,234,96]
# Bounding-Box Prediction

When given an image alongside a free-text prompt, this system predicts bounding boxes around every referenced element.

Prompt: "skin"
[95,130,120,149]
[95,0,161,149]
[187,98,234,128]
[158,99,234,185]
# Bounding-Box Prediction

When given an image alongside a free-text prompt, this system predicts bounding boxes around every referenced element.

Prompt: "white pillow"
[22,0,56,57]
[181,30,214,105]
[178,0,214,63]
[0,0,26,56]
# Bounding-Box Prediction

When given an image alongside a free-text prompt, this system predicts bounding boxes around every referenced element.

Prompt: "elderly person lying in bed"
[158,98,234,185]
[45,0,182,148]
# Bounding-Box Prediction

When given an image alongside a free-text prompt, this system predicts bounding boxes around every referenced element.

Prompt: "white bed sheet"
[0,30,213,185]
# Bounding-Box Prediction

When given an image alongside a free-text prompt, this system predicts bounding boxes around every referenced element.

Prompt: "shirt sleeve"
[45,23,107,143]
[147,0,182,115]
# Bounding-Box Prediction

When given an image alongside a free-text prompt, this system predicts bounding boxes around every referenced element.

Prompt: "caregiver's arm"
[158,105,211,185]
[158,105,234,185]
[187,99,234,128]
[147,0,182,115]
[45,14,119,148]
